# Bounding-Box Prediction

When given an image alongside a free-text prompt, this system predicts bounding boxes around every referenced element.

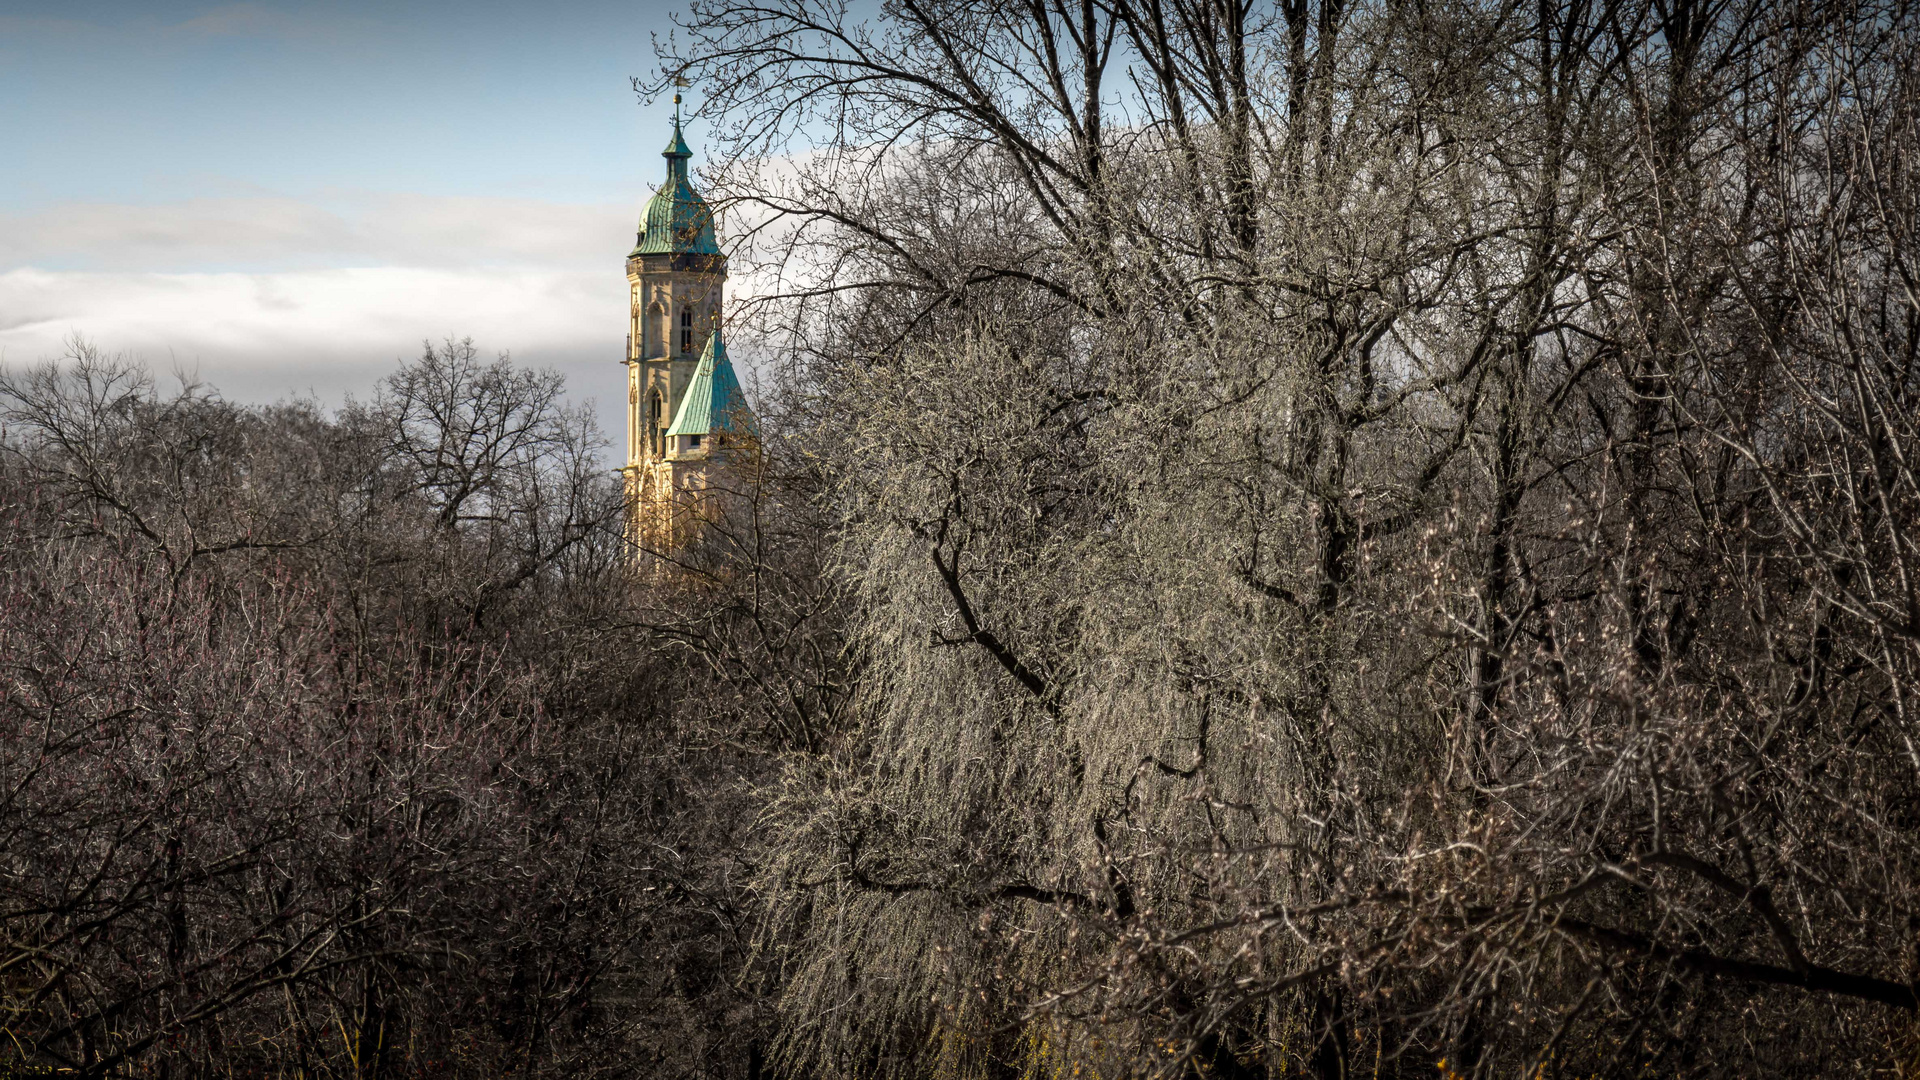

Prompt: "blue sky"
[1,0,700,445]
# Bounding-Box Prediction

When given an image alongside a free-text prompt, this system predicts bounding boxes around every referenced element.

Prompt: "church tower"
[623,105,755,555]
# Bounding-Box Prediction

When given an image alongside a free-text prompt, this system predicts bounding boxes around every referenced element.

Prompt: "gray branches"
[667,0,1920,1075]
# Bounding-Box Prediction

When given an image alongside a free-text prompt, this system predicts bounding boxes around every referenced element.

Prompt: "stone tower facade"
[622,113,756,555]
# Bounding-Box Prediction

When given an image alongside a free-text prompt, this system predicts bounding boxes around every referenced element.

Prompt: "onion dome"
[632,117,721,257]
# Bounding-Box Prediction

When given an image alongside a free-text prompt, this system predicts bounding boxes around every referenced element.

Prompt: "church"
[620,107,756,554]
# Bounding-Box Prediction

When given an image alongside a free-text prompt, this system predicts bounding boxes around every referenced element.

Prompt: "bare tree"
[660,0,1920,1074]
[0,340,804,1080]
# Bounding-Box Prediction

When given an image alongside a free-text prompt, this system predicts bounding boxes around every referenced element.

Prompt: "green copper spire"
[663,116,692,164]
[666,328,754,439]
[632,106,720,257]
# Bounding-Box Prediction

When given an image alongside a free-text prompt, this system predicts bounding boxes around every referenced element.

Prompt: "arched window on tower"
[648,391,664,457]
[680,307,693,352]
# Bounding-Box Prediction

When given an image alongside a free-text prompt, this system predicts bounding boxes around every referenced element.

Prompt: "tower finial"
[662,77,694,174]
[673,75,691,125]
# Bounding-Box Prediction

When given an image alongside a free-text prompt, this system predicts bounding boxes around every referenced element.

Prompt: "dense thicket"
[0,339,842,1079]
[653,0,1920,1074]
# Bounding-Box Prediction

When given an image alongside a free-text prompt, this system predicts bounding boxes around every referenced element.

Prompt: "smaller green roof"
[666,329,755,438]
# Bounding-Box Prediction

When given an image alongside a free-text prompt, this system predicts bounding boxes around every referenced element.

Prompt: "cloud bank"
[0,191,641,444]
[1,193,633,273]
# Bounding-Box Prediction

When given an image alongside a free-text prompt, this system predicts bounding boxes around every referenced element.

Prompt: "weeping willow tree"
[659,0,1920,1074]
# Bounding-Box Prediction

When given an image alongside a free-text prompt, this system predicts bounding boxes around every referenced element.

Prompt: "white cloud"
[1,194,634,273]
[0,266,615,361]
[0,266,633,450]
